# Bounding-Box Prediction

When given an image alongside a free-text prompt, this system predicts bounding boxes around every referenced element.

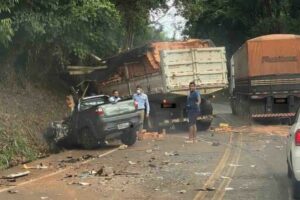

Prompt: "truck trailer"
[95,39,228,131]
[230,34,300,120]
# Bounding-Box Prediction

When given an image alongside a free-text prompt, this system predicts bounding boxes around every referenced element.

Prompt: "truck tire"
[249,100,265,115]
[121,128,137,146]
[79,128,99,149]
[200,99,213,115]
[230,98,237,115]
[196,121,212,131]
[197,99,213,131]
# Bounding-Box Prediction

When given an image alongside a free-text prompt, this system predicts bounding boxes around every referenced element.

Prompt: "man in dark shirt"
[186,81,201,143]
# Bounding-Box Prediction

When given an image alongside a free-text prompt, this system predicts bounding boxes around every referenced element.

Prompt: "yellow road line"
[0,148,119,193]
[212,133,243,200]
[193,133,234,200]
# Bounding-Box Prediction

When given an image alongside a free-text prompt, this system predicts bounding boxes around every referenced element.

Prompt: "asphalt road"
[0,103,294,200]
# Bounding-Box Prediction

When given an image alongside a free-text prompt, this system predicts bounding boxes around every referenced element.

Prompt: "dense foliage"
[0,0,168,81]
[176,0,300,55]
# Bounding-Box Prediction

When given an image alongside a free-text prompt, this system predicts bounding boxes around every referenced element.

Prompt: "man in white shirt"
[109,90,121,103]
[133,86,150,132]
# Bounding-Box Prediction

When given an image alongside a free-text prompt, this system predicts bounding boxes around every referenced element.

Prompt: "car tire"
[121,127,137,146]
[79,128,98,149]
[288,162,293,179]
[292,175,300,199]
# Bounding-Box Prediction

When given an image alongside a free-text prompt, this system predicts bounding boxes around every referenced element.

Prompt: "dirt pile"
[0,82,67,169]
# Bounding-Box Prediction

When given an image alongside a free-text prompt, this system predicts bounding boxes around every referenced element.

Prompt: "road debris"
[69,182,91,186]
[229,164,242,167]
[221,176,231,179]
[194,172,212,176]
[164,151,179,156]
[206,187,216,191]
[146,149,153,153]
[3,171,30,179]
[196,187,216,191]
[212,142,221,146]
[138,129,166,141]
[64,174,73,178]
[128,161,137,165]
[82,154,94,160]
[23,163,48,169]
[177,189,187,194]
[149,163,157,168]
[96,166,114,177]
[8,190,19,194]
[251,165,256,168]
[213,123,232,133]
[225,187,234,191]
[118,144,128,150]
[114,171,139,176]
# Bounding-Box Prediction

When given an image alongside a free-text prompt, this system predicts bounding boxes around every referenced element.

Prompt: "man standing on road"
[133,86,150,132]
[109,90,121,103]
[186,81,201,143]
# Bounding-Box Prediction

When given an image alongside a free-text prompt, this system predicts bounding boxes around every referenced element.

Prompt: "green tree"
[0,0,18,46]
[0,0,122,80]
[112,0,168,49]
[176,0,300,55]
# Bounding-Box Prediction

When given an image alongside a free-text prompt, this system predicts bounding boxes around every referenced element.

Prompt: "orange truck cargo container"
[96,39,228,131]
[230,34,300,120]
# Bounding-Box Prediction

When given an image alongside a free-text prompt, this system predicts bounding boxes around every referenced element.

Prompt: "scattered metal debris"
[229,164,242,167]
[225,187,234,191]
[118,144,128,150]
[212,142,221,146]
[194,172,212,176]
[177,189,187,194]
[164,151,179,156]
[3,171,30,179]
[146,149,153,153]
[69,182,91,186]
[23,163,48,169]
[128,161,137,165]
[8,190,19,194]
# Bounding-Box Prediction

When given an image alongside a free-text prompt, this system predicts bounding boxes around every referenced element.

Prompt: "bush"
[0,127,37,169]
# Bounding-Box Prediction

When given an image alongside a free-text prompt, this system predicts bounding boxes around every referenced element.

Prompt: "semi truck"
[230,34,300,120]
[95,39,228,131]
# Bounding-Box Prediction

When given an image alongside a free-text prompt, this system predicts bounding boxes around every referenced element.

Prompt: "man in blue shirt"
[186,81,201,143]
[133,86,150,132]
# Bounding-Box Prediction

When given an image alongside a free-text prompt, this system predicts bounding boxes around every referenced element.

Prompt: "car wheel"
[121,128,137,146]
[79,128,98,149]
[292,175,300,199]
[288,162,293,179]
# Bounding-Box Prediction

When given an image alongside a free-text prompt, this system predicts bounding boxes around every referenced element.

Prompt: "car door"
[288,107,300,164]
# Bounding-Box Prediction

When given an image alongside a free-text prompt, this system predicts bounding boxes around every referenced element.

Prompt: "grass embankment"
[0,83,66,169]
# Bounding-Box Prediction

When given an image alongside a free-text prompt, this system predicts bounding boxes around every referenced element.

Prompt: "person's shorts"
[188,111,199,126]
